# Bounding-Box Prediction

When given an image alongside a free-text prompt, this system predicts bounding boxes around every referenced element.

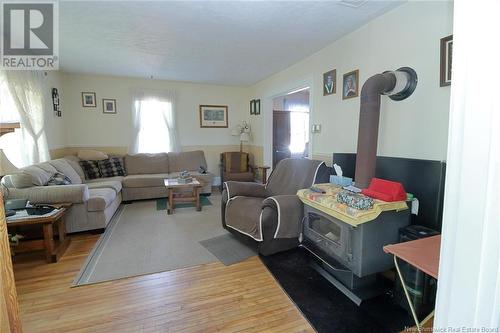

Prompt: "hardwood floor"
[13,233,314,333]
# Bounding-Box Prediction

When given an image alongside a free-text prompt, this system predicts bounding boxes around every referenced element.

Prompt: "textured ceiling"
[60,1,403,85]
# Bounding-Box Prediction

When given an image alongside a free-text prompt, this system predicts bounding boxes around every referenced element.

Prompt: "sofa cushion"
[35,162,58,175]
[77,149,108,161]
[64,155,86,181]
[124,153,168,174]
[20,164,56,186]
[87,188,116,212]
[86,180,122,194]
[98,157,126,177]
[122,173,169,188]
[168,151,207,173]
[79,160,102,180]
[85,176,124,184]
[49,158,82,184]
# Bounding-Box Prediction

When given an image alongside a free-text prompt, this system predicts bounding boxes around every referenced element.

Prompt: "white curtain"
[434,0,500,330]
[0,70,50,166]
[130,89,180,154]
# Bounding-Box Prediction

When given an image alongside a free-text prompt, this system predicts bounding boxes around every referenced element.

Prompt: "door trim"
[263,77,314,171]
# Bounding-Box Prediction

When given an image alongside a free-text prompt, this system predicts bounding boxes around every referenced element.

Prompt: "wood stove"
[298,153,446,305]
[300,202,410,304]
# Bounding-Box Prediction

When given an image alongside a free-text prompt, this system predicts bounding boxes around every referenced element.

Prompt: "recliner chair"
[221,158,330,255]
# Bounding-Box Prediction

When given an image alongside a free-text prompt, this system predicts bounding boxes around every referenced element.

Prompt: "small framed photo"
[342,70,359,100]
[250,100,255,115]
[102,99,117,114]
[323,69,336,96]
[82,92,96,107]
[440,34,453,87]
[199,105,228,128]
[255,99,261,115]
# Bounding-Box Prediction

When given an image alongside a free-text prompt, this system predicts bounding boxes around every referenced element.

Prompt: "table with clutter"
[297,182,409,226]
[6,203,72,263]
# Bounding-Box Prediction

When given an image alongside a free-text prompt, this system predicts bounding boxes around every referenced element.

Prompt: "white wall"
[250,1,454,166]
[61,73,249,148]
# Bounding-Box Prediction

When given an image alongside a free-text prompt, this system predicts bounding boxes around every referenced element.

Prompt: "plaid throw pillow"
[98,157,126,178]
[46,172,72,186]
[79,160,102,180]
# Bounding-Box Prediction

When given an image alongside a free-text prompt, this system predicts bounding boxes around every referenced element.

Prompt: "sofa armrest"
[262,195,303,239]
[223,181,269,200]
[6,184,90,204]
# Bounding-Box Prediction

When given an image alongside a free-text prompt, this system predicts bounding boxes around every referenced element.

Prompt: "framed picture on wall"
[342,70,359,100]
[199,105,228,128]
[255,99,261,115]
[102,99,117,114]
[440,34,453,87]
[82,92,96,107]
[323,69,336,96]
[250,100,255,115]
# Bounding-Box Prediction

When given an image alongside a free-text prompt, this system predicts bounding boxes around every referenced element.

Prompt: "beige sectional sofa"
[2,150,213,233]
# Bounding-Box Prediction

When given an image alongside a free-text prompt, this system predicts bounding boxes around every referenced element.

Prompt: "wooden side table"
[164,178,203,215]
[7,203,72,263]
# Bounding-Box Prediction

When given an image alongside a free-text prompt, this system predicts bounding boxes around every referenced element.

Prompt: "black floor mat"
[260,247,413,333]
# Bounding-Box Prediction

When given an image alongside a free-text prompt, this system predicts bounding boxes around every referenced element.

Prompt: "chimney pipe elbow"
[354,67,417,188]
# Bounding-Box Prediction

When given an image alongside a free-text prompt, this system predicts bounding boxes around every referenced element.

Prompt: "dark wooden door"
[273,111,291,168]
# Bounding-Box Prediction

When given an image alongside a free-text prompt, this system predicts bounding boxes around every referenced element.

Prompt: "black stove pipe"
[354,67,418,188]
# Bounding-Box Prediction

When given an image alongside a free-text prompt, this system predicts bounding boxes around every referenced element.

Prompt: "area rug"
[199,233,257,266]
[73,195,227,286]
[260,247,413,333]
[156,196,212,210]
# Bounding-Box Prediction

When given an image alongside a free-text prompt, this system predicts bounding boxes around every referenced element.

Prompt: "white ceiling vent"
[338,0,368,8]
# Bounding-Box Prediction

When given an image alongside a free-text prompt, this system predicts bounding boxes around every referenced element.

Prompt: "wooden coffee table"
[164,178,203,215]
[6,203,72,263]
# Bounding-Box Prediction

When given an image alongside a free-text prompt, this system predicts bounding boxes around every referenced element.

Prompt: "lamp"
[231,121,251,152]
[0,149,18,217]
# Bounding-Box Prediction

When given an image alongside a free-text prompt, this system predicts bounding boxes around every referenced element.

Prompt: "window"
[0,74,23,167]
[131,93,179,154]
[0,71,50,167]
[0,77,20,123]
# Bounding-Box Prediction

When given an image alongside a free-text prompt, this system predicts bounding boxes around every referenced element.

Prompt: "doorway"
[272,87,310,168]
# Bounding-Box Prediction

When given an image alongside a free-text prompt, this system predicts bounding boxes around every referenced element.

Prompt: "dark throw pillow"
[79,160,102,180]
[98,157,126,178]
[46,172,72,186]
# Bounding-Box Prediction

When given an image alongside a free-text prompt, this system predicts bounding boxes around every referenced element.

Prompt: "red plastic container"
[361,178,407,202]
